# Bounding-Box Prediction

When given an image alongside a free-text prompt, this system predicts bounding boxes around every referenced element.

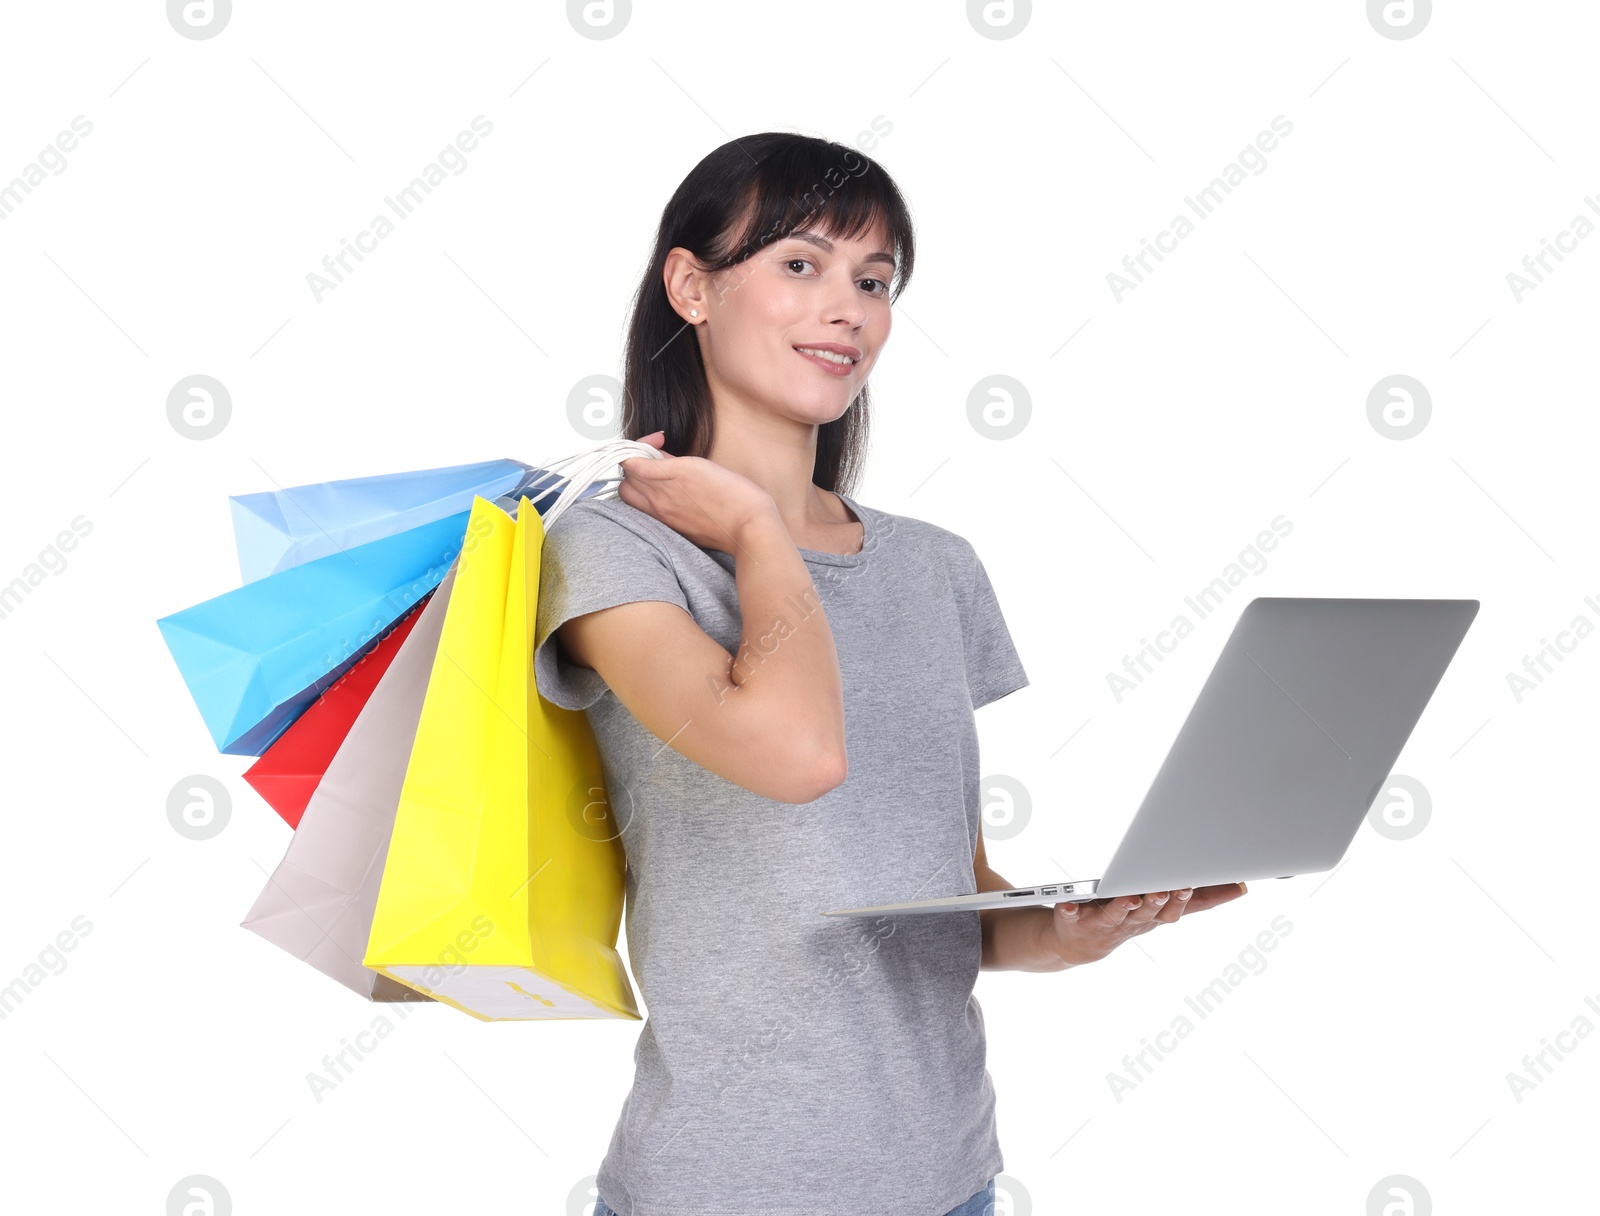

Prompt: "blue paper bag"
[158,510,469,756]
[230,459,531,584]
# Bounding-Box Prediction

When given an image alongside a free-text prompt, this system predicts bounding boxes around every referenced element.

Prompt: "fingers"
[1054,883,1245,967]
[615,475,664,520]
[1078,890,1195,930]
[1181,882,1249,915]
[1077,897,1127,928]
[1127,891,1172,927]
[1153,889,1192,924]
[1078,894,1150,929]
[620,456,679,496]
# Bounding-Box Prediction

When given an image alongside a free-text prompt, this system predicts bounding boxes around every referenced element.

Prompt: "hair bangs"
[713,143,914,301]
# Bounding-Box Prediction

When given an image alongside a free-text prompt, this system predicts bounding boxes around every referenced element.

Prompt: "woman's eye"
[782,258,888,296]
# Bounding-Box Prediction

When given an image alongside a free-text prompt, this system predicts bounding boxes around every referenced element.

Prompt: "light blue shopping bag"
[158,510,470,756]
[230,459,533,584]
[230,458,621,584]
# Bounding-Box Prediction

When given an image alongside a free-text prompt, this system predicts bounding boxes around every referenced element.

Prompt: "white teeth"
[796,347,854,365]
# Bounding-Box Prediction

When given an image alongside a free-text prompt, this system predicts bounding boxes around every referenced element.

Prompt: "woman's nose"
[824,281,865,327]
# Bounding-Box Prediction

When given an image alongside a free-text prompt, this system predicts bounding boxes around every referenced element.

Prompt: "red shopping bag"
[243,595,431,828]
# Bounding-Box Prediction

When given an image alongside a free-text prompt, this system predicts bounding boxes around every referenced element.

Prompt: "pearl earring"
[689,309,698,317]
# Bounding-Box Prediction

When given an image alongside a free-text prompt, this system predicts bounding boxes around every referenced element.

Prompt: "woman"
[532,131,1245,1216]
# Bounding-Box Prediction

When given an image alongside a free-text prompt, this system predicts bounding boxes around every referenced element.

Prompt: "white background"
[1,1,1595,1213]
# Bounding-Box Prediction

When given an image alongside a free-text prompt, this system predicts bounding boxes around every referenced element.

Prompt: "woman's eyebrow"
[786,230,897,269]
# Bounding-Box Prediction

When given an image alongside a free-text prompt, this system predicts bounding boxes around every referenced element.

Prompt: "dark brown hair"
[620,132,916,495]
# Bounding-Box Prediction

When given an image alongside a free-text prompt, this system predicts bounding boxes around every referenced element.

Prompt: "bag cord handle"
[507,438,668,533]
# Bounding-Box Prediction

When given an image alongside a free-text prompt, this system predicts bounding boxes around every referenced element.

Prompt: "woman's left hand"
[1046,882,1248,966]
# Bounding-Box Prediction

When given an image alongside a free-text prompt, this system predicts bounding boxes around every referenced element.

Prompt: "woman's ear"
[662,246,709,324]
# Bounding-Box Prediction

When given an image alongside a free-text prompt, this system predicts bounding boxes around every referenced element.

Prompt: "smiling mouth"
[794,346,858,368]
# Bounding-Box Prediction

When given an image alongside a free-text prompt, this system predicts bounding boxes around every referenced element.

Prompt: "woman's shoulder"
[847,496,980,566]
[543,495,688,553]
[536,497,705,595]
[548,492,983,577]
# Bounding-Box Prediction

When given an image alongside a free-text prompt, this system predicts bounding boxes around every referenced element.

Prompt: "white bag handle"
[509,437,668,534]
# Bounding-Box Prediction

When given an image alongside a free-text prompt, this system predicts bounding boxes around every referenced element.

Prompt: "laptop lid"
[1092,597,1478,899]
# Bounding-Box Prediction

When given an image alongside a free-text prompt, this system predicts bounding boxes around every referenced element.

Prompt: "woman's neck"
[703,410,853,537]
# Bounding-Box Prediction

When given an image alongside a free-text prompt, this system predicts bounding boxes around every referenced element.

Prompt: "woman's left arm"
[974,831,1248,972]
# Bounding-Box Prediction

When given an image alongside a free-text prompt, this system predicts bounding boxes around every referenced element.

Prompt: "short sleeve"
[533,500,691,711]
[960,546,1030,710]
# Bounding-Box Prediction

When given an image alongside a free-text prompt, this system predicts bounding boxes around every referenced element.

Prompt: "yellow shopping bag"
[365,495,640,1020]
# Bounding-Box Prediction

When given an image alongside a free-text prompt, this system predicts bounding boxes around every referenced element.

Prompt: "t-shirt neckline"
[795,491,871,567]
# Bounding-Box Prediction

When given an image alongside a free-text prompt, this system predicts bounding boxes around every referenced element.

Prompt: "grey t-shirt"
[532,491,1030,1216]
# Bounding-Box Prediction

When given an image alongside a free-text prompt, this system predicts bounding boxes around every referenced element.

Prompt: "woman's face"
[690,218,895,427]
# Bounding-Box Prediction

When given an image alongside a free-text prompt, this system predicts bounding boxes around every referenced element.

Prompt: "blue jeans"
[592,1177,995,1216]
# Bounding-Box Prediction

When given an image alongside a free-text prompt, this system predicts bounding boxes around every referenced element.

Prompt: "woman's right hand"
[617,430,779,553]
[1045,882,1248,967]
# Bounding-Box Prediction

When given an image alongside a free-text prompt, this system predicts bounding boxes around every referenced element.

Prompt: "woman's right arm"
[555,459,848,805]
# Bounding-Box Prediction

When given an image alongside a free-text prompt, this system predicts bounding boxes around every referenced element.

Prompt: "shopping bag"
[242,594,431,829]
[230,458,614,584]
[156,509,467,756]
[364,494,638,1021]
[239,562,458,1002]
[231,459,530,584]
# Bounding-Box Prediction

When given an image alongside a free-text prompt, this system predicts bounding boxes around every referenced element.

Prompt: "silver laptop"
[821,597,1478,917]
